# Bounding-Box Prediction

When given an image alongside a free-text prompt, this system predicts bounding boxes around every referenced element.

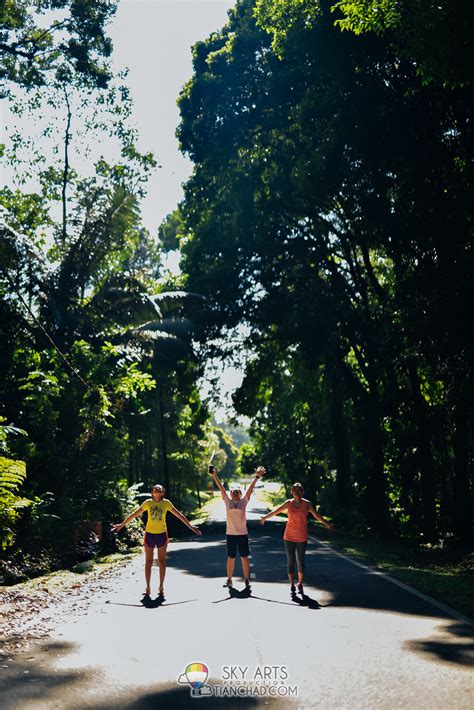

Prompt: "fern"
[0,456,30,550]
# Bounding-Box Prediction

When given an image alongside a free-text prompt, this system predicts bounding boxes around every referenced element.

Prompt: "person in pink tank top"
[260,482,334,595]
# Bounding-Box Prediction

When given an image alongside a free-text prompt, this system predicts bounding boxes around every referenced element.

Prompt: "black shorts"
[226,534,250,559]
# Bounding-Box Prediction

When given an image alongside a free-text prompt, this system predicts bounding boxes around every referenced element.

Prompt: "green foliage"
[0,0,118,96]
[0,455,29,550]
[333,0,474,87]
[178,0,474,541]
[158,210,188,252]
[0,7,211,573]
[333,0,399,32]
[254,0,322,55]
[237,442,259,476]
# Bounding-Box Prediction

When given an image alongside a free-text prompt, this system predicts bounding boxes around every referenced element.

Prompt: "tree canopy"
[177,0,473,541]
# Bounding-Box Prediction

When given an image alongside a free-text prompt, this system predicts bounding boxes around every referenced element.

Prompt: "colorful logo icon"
[178,662,212,696]
[185,662,209,689]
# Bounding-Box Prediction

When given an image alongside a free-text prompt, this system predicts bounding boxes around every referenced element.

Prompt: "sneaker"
[290,584,296,594]
[244,578,251,590]
[223,579,233,588]
[297,583,304,595]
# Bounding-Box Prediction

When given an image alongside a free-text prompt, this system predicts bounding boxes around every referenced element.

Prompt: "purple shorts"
[143,531,168,549]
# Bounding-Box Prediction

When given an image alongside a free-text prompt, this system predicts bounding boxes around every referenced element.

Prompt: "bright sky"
[109,0,234,232]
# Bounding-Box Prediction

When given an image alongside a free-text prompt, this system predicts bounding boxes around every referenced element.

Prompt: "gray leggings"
[284,540,307,575]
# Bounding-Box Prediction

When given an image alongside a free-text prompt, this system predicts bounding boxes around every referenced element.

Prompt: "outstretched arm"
[260,500,289,524]
[111,504,144,534]
[210,469,229,500]
[244,466,265,500]
[169,504,202,535]
[308,503,335,531]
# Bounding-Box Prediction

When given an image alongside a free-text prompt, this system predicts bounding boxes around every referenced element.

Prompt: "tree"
[0,0,117,96]
[178,0,473,540]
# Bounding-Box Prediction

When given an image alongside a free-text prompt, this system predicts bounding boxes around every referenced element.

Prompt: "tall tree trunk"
[452,381,473,543]
[61,87,72,246]
[191,455,202,506]
[408,363,437,540]
[438,427,451,535]
[128,421,135,484]
[327,362,351,508]
[365,397,390,534]
[349,361,390,534]
[158,386,170,492]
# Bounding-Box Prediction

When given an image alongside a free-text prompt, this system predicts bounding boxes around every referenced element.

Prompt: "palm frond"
[131,318,196,338]
[150,291,206,303]
[0,220,50,277]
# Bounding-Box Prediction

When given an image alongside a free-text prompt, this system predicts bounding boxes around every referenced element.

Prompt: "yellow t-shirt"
[142,498,173,534]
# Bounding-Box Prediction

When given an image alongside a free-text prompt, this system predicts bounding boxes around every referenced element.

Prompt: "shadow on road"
[0,638,85,709]
[290,592,321,609]
[212,586,252,603]
[210,582,323,608]
[105,599,198,609]
[163,519,474,669]
[405,622,474,667]
[80,683,288,709]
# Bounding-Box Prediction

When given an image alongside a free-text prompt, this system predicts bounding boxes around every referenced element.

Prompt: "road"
[1,485,473,709]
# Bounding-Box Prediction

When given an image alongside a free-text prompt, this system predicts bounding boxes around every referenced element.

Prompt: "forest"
[1,0,472,584]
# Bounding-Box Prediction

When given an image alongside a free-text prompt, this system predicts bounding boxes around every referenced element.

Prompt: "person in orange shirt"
[112,483,201,599]
[259,482,334,595]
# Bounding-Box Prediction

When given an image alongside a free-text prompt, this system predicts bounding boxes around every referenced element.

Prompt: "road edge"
[312,536,474,628]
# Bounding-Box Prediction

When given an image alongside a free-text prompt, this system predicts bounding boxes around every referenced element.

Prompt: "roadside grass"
[0,548,140,598]
[261,485,474,620]
[184,490,216,526]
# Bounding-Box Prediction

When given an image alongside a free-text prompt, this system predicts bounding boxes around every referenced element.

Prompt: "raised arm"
[111,504,145,534]
[259,500,290,524]
[210,469,229,500]
[308,502,335,531]
[168,503,202,535]
[244,466,265,500]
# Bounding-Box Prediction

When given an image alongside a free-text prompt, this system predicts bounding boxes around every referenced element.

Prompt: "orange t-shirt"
[283,500,310,542]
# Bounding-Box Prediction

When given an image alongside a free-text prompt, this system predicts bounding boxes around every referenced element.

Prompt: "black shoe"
[223,579,233,588]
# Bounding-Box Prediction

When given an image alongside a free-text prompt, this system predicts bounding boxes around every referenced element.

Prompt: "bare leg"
[226,556,235,582]
[144,545,153,594]
[158,544,167,592]
[241,556,250,581]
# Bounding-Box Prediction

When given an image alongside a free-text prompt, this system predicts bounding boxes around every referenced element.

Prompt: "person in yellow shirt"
[112,483,201,598]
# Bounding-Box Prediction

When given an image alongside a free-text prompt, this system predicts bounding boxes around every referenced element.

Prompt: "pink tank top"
[283,500,309,542]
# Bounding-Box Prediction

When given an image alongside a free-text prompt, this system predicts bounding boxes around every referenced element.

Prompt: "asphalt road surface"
[1,488,473,709]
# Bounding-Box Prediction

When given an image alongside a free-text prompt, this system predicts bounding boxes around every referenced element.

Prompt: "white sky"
[109,0,234,232]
